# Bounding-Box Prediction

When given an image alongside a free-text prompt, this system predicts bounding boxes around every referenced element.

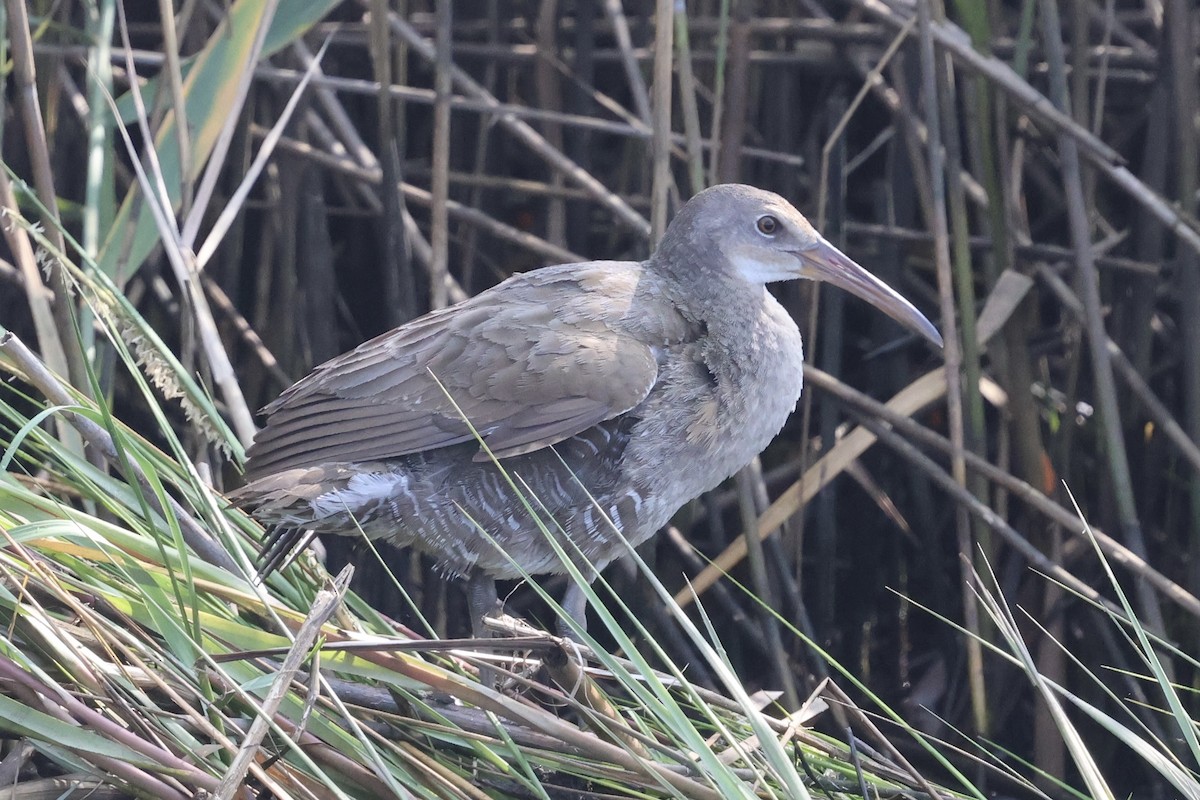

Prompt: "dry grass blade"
[195,36,334,271]
[213,569,349,798]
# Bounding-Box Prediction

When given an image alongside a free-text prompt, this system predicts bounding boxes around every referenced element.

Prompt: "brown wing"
[243,263,659,479]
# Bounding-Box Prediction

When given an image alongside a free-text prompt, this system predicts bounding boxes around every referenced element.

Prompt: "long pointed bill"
[802,237,943,348]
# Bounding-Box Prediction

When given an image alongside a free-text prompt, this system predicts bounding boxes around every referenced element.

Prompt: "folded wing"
[243,266,659,479]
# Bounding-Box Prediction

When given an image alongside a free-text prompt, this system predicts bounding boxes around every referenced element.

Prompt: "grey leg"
[557,581,588,640]
[466,570,501,639]
[466,570,502,688]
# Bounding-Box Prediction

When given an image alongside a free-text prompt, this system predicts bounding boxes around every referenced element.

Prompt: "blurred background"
[3,1,1199,796]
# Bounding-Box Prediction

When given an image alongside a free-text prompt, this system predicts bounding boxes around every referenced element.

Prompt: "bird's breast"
[703,299,805,461]
[623,294,804,506]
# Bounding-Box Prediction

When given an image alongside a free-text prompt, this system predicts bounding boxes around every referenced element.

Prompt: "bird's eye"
[756,215,779,236]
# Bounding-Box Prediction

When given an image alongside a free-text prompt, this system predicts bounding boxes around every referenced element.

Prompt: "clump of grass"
[0,210,958,797]
[899,494,1200,800]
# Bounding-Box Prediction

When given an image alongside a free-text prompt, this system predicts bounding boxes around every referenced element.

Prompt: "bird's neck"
[650,250,778,334]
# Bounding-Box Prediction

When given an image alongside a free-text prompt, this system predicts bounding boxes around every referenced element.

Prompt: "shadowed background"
[2,1,1198,795]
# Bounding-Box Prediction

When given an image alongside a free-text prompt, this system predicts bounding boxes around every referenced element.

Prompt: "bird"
[232,184,941,639]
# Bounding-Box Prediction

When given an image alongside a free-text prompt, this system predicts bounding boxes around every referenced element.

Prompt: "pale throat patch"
[726,244,805,284]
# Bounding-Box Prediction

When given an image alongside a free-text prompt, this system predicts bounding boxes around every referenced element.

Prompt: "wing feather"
[244,263,663,479]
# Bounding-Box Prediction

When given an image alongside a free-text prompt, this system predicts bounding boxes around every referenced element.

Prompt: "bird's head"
[657,184,943,347]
